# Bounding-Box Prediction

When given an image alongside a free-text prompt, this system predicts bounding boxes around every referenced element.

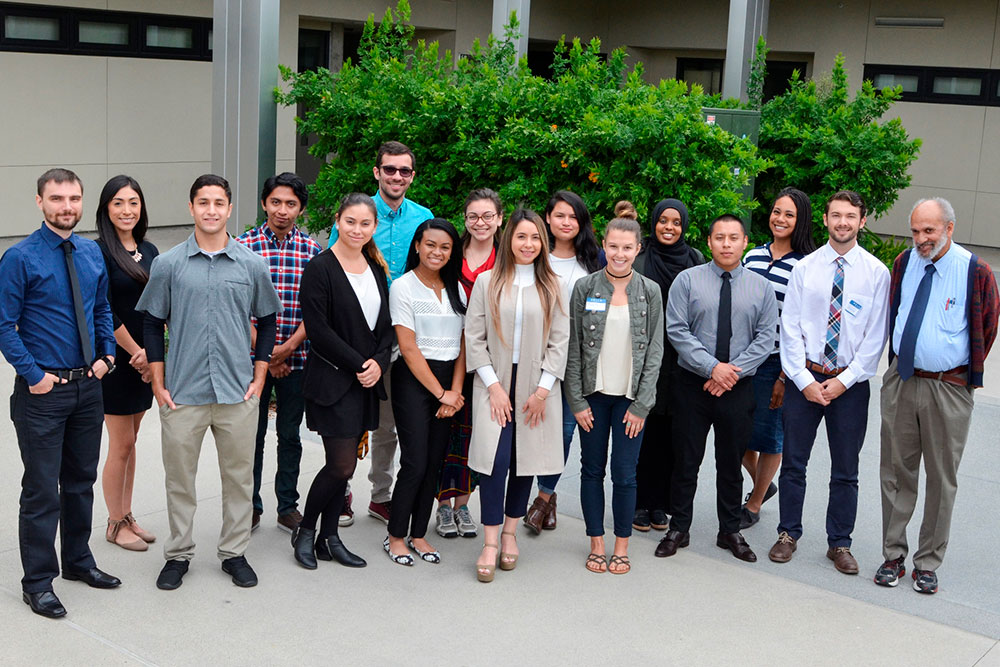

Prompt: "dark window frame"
[864,63,996,106]
[0,2,211,61]
[676,57,725,95]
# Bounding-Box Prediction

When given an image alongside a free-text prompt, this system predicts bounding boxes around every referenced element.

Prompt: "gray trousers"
[879,359,974,571]
[160,398,259,561]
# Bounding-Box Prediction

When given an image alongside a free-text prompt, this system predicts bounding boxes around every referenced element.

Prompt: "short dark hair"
[261,172,308,209]
[825,190,866,218]
[37,168,82,196]
[708,213,746,236]
[375,141,416,170]
[189,174,231,203]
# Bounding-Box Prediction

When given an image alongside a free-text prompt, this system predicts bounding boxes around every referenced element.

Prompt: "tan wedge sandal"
[476,543,499,583]
[499,530,518,571]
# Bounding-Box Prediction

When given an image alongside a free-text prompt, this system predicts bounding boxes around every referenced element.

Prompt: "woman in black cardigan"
[292,193,393,570]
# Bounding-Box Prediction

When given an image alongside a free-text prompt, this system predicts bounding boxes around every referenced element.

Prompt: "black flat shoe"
[632,508,651,532]
[319,535,366,568]
[292,527,318,570]
[156,559,189,590]
[62,567,121,589]
[23,591,66,618]
[763,482,778,504]
[650,509,669,531]
[739,506,761,530]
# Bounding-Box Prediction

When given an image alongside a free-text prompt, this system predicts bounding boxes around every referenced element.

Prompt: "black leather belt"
[42,368,89,381]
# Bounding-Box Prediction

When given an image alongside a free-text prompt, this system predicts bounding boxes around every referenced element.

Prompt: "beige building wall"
[3,0,1000,248]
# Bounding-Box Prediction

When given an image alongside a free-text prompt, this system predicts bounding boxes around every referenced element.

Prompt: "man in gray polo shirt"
[137,174,281,590]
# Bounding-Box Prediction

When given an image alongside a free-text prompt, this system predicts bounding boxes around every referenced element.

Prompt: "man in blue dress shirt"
[329,141,433,524]
[0,168,120,618]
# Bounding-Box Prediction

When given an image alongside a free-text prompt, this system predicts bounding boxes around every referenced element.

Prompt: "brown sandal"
[106,518,147,552]
[476,543,499,583]
[608,554,631,575]
[499,530,518,570]
[585,553,608,573]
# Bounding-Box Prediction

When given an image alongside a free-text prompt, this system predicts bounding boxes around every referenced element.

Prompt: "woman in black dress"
[95,175,160,551]
[291,193,393,570]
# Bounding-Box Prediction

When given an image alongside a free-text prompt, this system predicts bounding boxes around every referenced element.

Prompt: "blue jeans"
[749,354,784,454]
[536,391,576,495]
[579,393,644,538]
[253,370,305,516]
[778,372,869,547]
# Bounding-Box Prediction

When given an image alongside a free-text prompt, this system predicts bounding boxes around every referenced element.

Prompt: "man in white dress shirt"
[768,190,890,575]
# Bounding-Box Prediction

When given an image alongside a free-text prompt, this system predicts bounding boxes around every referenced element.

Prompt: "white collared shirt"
[780,242,890,391]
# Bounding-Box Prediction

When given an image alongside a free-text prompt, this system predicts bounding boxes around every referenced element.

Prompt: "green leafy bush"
[754,53,921,262]
[275,0,767,248]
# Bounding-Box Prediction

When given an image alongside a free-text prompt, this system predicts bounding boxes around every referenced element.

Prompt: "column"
[722,0,769,103]
[492,0,531,61]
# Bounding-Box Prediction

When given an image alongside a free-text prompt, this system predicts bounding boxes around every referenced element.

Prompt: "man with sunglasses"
[328,140,433,526]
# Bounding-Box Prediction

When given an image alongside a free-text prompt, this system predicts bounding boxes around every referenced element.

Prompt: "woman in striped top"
[739,187,816,529]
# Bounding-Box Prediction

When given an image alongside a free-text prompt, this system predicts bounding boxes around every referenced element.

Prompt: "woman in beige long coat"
[465,209,569,582]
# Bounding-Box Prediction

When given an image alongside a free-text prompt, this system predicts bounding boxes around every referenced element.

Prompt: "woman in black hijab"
[632,198,705,535]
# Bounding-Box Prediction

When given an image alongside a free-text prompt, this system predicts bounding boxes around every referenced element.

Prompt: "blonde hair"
[488,208,563,347]
[335,193,389,277]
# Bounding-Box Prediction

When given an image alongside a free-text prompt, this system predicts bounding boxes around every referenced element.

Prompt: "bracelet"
[437,389,446,400]
[533,391,546,401]
[777,377,785,384]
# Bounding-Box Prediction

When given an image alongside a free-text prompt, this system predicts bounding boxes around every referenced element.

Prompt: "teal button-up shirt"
[328,191,433,284]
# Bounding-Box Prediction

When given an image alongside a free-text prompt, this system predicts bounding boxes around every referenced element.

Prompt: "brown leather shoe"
[654,529,689,558]
[717,532,757,562]
[827,546,859,574]
[542,493,557,530]
[523,496,547,534]
[768,531,796,563]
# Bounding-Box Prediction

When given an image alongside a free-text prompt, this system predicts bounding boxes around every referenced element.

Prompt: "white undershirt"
[549,253,588,304]
[345,265,380,330]
[476,263,556,392]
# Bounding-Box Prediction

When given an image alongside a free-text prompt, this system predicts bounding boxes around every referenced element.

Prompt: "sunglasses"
[379,165,414,178]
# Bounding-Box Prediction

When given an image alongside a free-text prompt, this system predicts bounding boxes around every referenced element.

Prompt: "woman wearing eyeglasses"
[435,189,504,540]
[523,190,604,535]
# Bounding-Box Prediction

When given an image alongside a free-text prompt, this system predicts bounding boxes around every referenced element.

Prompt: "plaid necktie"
[822,257,845,372]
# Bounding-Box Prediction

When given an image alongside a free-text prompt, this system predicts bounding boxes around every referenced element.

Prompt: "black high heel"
[292,527,318,570]
[318,535,367,568]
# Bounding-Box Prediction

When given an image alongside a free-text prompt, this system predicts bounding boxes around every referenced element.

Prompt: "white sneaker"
[454,505,478,538]
[435,505,458,538]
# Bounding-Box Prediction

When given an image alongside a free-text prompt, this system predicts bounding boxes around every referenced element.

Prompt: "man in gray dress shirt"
[137,174,281,591]
[658,215,777,562]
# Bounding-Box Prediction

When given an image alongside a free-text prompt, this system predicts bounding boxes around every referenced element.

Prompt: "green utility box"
[701,107,761,231]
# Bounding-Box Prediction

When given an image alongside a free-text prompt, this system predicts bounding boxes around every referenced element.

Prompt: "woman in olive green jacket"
[565,217,664,575]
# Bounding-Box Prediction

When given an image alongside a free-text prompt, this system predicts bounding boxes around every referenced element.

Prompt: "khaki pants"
[160,398,259,561]
[880,359,974,571]
[367,361,397,503]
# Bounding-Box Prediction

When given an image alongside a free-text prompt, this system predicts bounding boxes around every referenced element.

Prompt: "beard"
[918,234,949,259]
[46,211,82,231]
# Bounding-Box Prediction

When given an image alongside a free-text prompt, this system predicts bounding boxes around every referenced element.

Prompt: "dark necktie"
[61,240,94,366]
[897,263,936,381]
[716,271,732,363]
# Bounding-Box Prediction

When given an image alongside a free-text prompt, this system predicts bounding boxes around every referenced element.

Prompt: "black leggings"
[301,436,359,538]
[388,359,455,539]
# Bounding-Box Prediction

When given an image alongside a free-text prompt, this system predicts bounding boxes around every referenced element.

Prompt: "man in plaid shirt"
[237,173,322,534]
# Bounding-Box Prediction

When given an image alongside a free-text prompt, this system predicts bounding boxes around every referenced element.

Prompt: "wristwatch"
[99,355,116,375]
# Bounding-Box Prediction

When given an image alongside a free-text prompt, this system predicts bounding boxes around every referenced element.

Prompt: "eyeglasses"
[379,165,414,178]
[465,211,498,223]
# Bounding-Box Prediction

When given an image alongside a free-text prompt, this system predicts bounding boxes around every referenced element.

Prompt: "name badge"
[585,297,607,312]
[844,299,863,317]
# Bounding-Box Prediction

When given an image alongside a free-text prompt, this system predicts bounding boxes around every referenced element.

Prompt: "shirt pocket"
[223,278,252,314]
[939,297,966,334]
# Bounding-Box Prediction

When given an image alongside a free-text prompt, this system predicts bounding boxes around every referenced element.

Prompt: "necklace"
[127,246,143,263]
[605,268,633,281]
[415,269,443,290]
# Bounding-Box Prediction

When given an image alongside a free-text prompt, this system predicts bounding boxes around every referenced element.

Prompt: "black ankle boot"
[292,527,318,570]
[317,535,366,568]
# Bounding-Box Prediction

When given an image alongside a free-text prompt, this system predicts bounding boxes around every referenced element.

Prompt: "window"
[0,2,211,61]
[762,60,808,102]
[864,64,998,106]
[677,58,724,95]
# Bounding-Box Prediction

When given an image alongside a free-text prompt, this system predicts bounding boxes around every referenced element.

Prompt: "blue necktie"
[897,263,936,381]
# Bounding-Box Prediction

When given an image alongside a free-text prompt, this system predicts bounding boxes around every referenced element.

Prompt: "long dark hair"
[774,187,817,255]
[404,218,466,315]
[96,175,149,283]
[544,190,600,272]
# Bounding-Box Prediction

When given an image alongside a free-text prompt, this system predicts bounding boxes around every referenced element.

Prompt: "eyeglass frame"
[379,165,415,178]
[464,211,499,223]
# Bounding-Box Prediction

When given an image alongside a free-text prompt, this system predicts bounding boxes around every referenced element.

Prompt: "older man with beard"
[0,168,120,618]
[875,198,999,594]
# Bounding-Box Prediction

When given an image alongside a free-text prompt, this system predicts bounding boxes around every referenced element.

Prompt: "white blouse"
[594,304,633,398]
[389,271,465,361]
[475,263,556,391]
[549,253,588,304]
[345,265,381,331]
